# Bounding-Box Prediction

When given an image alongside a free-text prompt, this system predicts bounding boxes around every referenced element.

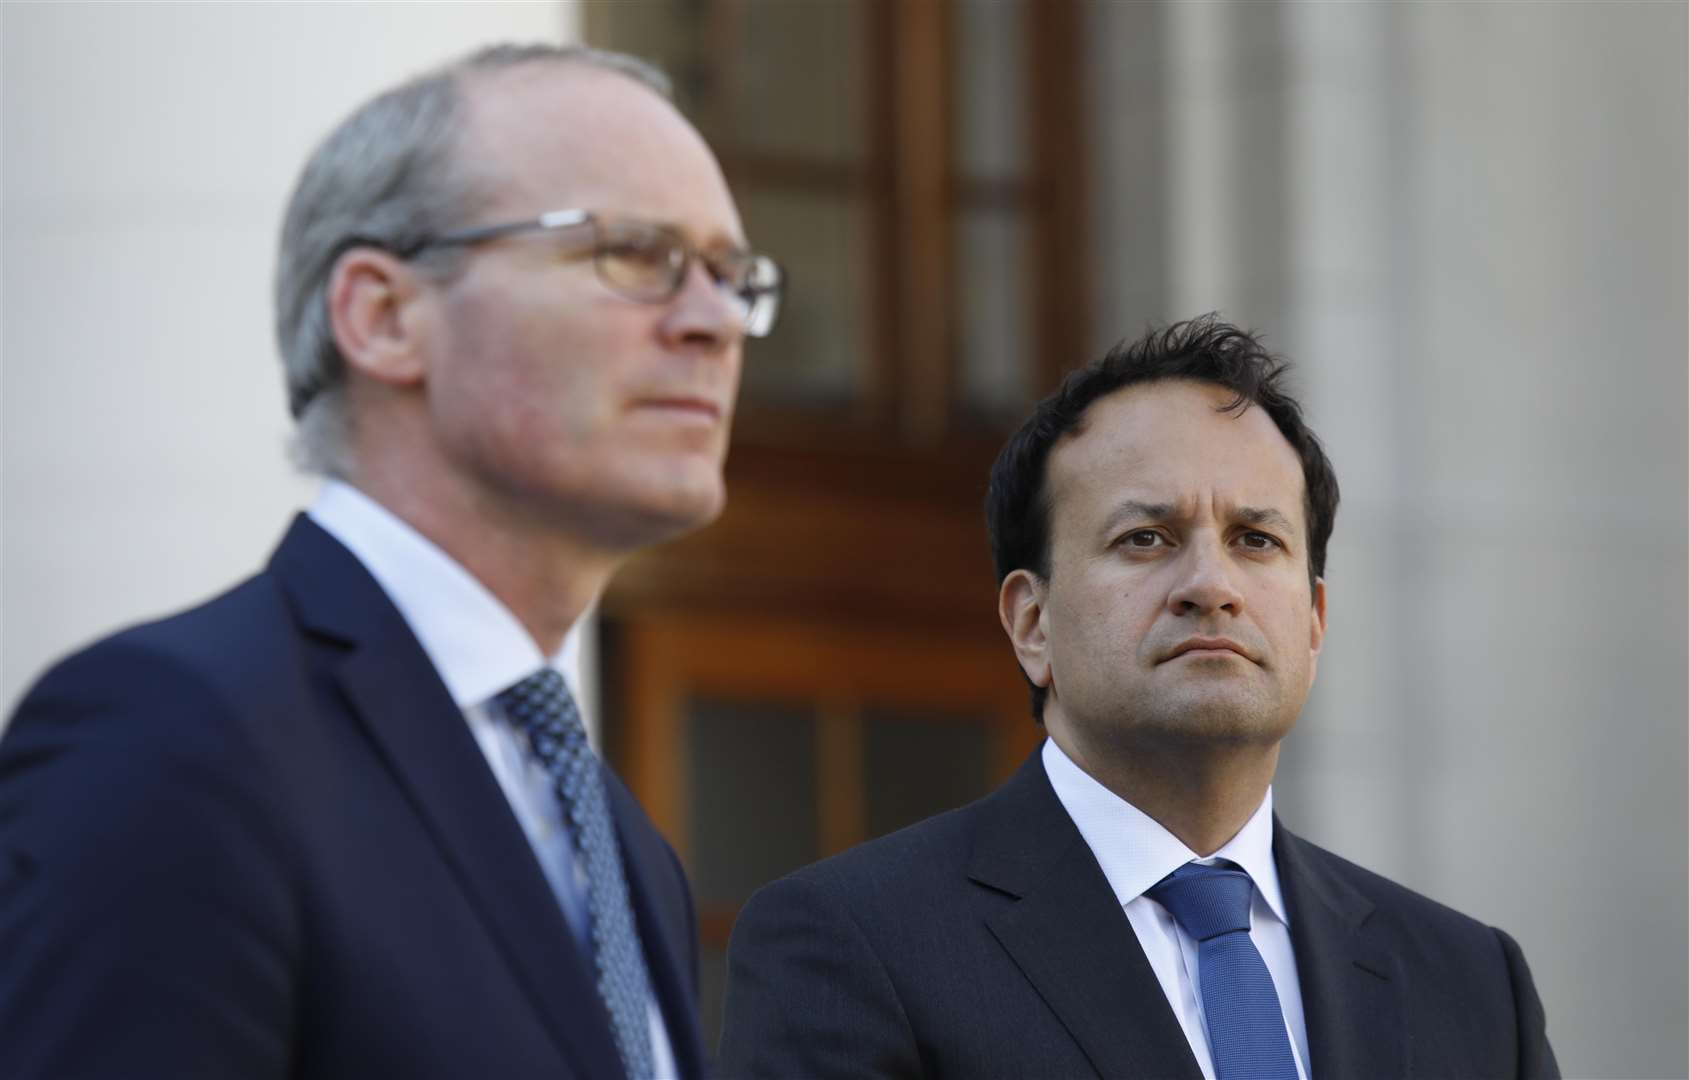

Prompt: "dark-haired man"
[1,44,780,1079]
[718,316,1557,1079]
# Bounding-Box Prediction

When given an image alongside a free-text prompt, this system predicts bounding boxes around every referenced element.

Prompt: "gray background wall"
[5,2,1687,1076]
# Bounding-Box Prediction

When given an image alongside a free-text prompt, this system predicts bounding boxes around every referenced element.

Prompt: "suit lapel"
[270,517,626,1080]
[1274,824,1405,1078]
[969,750,1203,1080]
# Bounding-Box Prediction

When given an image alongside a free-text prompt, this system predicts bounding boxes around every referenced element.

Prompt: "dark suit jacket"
[719,748,1558,1079]
[0,517,705,1079]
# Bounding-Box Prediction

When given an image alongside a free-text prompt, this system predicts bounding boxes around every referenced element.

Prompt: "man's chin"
[587,478,727,550]
[1126,692,1297,748]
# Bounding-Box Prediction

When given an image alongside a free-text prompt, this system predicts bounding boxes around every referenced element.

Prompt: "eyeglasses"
[397,209,784,338]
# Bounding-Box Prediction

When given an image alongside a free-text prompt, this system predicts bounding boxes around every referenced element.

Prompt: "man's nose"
[657,259,743,353]
[1166,535,1245,616]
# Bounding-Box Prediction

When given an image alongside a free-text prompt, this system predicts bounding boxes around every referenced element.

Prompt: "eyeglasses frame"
[395,208,784,338]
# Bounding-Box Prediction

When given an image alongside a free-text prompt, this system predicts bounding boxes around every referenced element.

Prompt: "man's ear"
[999,569,1052,691]
[325,246,431,391]
[1307,576,1328,682]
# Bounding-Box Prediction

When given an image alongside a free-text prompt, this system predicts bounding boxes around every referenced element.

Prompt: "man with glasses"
[0,44,778,1079]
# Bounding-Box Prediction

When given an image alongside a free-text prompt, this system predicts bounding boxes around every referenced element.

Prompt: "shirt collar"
[1041,738,1289,926]
[307,480,576,708]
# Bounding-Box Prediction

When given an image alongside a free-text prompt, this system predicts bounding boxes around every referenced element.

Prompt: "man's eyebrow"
[1237,505,1298,534]
[1098,501,1298,536]
[1099,500,1176,535]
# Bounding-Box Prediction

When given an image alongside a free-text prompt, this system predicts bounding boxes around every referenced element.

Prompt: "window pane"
[738,188,868,407]
[714,0,866,162]
[955,209,1033,423]
[585,0,864,163]
[862,708,993,839]
[685,698,817,907]
[955,0,1028,181]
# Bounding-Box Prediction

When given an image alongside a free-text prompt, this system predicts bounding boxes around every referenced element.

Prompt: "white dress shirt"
[309,480,679,1079]
[1042,738,1311,1080]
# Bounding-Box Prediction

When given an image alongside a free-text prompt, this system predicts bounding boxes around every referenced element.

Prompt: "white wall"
[2,2,578,714]
[1093,2,1688,1075]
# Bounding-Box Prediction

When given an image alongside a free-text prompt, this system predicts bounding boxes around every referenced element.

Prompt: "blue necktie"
[498,668,656,1080]
[1147,862,1298,1080]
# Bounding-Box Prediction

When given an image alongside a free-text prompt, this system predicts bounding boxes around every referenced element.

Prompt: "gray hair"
[275,44,672,476]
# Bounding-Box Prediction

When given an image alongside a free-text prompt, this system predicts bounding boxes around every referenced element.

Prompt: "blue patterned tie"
[498,668,657,1079]
[1147,862,1298,1080]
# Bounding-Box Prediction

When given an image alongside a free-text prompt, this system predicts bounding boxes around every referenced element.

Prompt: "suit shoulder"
[1283,832,1560,1072]
[24,569,295,699]
[0,569,305,889]
[745,798,984,923]
[727,803,985,1028]
[101,570,297,674]
[4,569,305,773]
[1286,831,1509,949]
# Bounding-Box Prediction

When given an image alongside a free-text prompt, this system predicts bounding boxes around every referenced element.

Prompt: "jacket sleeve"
[0,640,299,1079]
[1495,927,1560,1080]
[717,871,922,1079]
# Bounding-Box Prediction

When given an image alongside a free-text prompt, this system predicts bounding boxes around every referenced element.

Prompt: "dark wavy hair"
[985,313,1340,721]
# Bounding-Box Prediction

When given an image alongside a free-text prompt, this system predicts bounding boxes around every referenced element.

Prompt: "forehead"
[1046,379,1307,530]
[456,63,743,242]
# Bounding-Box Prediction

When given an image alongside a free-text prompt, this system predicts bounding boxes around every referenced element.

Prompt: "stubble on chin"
[1108,678,1299,752]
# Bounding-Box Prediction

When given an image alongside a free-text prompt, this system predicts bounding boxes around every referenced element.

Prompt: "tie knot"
[1146,861,1255,942]
[495,668,582,742]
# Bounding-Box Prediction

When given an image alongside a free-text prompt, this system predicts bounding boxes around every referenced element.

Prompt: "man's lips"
[1162,636,1255,663]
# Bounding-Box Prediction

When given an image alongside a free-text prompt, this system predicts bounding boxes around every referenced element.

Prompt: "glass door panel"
[736,188,871,408]
[685,698,819,908]
[955,209,1034,424]
[863,706,994,838]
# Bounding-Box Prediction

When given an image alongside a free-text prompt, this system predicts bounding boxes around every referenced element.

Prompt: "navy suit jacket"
[719,749,1558,1079]
[0,516,705,1079]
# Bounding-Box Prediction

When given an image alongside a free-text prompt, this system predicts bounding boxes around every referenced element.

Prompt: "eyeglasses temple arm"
[400,209,595,257]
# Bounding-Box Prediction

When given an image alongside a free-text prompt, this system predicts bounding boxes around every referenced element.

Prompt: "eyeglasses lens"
[595,222,687,301]
[592,219,782,338]
[740,257,782,337]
